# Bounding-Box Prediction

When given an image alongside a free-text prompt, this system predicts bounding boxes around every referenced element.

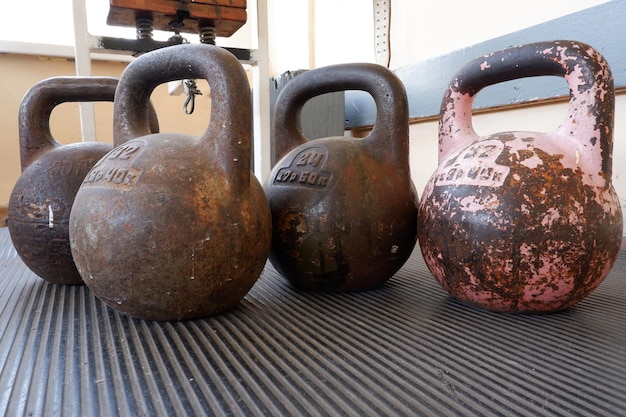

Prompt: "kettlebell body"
[418,41,623,313]
[265,64,418,292]
[69,44,271,321]
[8,77,119,284]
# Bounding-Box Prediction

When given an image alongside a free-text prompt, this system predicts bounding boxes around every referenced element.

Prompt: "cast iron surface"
[418,40,623,313]
[266,63,419,292]
[1,227,625,416]
[7,77,118,285]
[69,44,271,321]
[7,77,159,286]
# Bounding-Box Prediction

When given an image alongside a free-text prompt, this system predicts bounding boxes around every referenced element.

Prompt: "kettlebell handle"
[19,76,120,171]
[273,63,410,170]
[439,40,614,181]
[113,44,252,192]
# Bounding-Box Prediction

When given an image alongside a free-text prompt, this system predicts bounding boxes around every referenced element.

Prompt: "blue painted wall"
[345,0,626,128]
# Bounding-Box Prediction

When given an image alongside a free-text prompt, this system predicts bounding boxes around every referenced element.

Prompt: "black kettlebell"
[69,44,272,321]
[264,63,419,292]
[8,77,159,284]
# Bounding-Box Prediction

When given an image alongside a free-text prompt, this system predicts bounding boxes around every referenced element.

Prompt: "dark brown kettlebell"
[418,40,623,313]
[7,77,136,285]
[69,44,272,321]
[264,63,419,292]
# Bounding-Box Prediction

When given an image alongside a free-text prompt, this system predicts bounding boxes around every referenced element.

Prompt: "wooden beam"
[107,0,247,37]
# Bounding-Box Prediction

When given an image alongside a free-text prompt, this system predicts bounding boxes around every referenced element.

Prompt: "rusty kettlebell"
[69,44,272,321]
[7,77,136,285]
[264,63,419,292]
[418,40,623,313]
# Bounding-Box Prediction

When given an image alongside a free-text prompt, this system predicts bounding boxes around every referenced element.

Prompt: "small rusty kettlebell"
[69,44,272,321]
[418,40,623,313]
[8,77,128,285]
[264,63,419,292]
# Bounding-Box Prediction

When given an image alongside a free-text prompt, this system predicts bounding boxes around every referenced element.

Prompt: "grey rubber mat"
[0,226,624,417]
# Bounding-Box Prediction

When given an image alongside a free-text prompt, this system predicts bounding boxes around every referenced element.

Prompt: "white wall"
[389,0,610,67]
[265,0,610,74]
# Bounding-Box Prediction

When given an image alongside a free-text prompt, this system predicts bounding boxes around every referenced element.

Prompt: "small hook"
[183,93,195,114]
[183,79,202,115]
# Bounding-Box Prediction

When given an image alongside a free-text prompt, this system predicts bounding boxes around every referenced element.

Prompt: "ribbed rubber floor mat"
[0,227,624,417]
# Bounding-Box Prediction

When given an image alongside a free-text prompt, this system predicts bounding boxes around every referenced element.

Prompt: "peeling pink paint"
[418,41,623,314]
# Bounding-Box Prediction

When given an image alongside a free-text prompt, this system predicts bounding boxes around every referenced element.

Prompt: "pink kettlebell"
[418,40,623,313]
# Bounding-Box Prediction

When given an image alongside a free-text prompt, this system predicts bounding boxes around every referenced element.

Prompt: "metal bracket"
[97,36,252,61]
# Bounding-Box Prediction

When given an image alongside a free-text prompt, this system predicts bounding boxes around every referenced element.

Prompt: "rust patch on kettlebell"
[421,41,622,313]
[419,136,621,313]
